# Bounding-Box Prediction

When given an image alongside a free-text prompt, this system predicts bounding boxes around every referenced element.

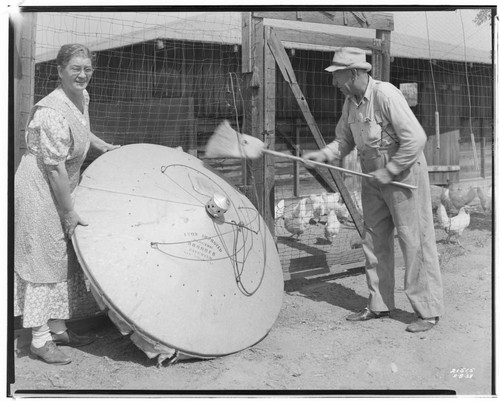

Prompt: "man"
[303,47,444,333]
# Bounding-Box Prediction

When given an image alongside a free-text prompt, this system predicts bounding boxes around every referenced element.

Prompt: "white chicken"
[321,192,340,214]
[436,203,449,230]
[324,210,341,242]
[284,197,313,239]
[309,194,327,221]
[333,200,351,224]
[476,186,492,214]
[437,204,470,247]
[274,199,285,220]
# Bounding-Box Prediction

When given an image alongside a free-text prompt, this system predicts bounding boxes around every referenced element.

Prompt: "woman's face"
[58,56,93,95]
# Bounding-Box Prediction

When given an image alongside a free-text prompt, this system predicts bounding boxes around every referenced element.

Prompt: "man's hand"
[370,167,394,185]
[302,150,330,168]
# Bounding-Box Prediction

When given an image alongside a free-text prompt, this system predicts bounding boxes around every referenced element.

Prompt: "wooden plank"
[186,97,197,156]
[376,30,391,82]
[273,27,381,51]
[14,12,37,171]
[371,39,383,81]
[241,12,252,74]
[254,11,394,31]
[427,165,460,172]
[267,28,364,236]
[293,119,300,196]
[480,118,486,178]
[424,129,460,184]
[241,17,273,226]
[263,25,276,233]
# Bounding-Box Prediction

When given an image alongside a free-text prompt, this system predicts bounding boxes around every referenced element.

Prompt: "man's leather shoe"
[30,341,72,365]
[52,330,96,347]
[406,317,439,333]
[346,308,390,321]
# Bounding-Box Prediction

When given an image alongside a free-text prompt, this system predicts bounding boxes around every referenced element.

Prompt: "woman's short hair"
[56,44,94,68]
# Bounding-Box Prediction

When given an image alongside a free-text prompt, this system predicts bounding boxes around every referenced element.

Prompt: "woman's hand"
[99,142,121,154]
[61,210,88,238]
[90,133,121,154]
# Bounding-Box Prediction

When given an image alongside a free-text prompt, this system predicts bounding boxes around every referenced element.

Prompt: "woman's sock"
[48,319,68,335]
[31,324,51,348]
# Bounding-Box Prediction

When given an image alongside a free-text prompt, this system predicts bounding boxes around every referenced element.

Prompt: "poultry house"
[476,186,492,214]
[283,197,314,239]
[324,210,341,242]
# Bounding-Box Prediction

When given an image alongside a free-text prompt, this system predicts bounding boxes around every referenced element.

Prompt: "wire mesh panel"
[266,9,493,278]
[32,11,244,170]
[21,9,493,282]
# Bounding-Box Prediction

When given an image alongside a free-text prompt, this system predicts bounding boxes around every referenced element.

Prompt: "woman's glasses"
[69,66,94,76]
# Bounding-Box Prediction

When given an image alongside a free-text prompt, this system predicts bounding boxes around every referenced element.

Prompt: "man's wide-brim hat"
[325,47,372,73]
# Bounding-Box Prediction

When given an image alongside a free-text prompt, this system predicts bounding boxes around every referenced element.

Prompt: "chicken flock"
[276,183,491,247]
[432,183,492,248]
[276,191,361,243]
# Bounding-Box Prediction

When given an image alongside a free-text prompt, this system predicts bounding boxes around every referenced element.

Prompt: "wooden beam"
[241,16,276,233]
[427,165,460,172]
[254,11,394,31]
[371,40,383,81]
[263,25,276,233]
[14,12,37,171]
[376,30,391,82]
[267,27,364,235]
[273,27,382,51]
[241,12,252,73]
[293,118,300,197]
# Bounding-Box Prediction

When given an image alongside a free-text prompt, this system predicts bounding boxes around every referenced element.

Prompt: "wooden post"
[13,12,37,171]
[241,14,276,233]
[186,97,197,157]
[376,30,391,82]
[480,117,485,178]
[263,25,276,232]
[241,12,252,74]
[293,118,300,197]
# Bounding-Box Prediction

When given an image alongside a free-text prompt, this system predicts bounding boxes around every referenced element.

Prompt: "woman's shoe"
[30,341,71,365]
[52,330,96,347]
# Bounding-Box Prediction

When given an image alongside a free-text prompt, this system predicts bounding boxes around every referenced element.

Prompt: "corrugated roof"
[35,11,492,64]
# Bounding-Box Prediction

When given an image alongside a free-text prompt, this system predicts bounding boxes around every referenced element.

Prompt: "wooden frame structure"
[241,11,394,235]
[13,13,37,171]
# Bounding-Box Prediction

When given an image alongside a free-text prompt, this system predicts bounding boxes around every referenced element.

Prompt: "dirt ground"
[10,204,494,397]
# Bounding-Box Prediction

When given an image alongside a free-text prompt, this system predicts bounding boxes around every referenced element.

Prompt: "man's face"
[331,69,353,96]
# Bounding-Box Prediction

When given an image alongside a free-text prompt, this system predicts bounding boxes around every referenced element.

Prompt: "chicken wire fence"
[21,9,493,280]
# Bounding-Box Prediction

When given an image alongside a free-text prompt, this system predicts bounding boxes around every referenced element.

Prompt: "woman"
[14,44,120,365]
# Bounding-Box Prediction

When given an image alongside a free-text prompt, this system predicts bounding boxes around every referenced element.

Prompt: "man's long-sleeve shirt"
[322,76,427,176]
